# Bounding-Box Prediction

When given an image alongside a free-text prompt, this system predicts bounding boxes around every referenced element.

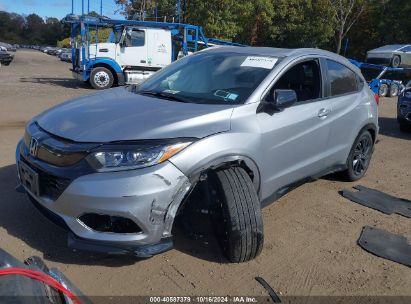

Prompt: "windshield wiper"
[139,90,191,103]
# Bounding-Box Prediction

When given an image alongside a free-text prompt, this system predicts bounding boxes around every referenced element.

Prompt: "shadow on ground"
[378,117,411,140]
[0,164,225,266]
[20,77,90,89]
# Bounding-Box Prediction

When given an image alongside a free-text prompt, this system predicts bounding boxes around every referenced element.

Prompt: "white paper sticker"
[241,56,278,69]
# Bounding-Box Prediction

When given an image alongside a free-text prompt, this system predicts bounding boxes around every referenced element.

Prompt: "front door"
[257,59,332,200]
[117,28,148,67]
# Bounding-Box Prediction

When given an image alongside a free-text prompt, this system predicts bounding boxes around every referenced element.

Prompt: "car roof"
[204,46,344,60]
[369,44,409,52]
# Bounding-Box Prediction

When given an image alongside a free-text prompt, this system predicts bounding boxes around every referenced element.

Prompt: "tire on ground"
[209,167,264,263]
[378,83,389,97]
[341,130,374,181]
[89,67,114,90]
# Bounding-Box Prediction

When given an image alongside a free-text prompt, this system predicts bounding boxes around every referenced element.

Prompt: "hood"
[36,87,234,142]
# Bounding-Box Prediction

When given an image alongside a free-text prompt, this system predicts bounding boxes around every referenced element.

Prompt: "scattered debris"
[255,276,281,303]
[358,226,411,267]
[341,185,411,218]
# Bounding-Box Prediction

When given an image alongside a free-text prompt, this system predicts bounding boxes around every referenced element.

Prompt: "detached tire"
[341,130,374,181]
[209,167,264,263]
[90,67,114,90]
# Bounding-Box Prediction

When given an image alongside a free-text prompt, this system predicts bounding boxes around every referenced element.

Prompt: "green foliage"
[0,11,69,45]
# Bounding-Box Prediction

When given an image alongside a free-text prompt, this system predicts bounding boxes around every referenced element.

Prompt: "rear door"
[257,58,332,199]
[321,59,364,165]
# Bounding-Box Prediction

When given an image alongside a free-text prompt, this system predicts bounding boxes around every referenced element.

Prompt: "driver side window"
[265,59,322,103]
[125,29,145,47]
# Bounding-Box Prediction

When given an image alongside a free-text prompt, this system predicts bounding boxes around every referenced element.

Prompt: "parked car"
[16,47,379,262]
[366,44,411,68]
[0,51,13,66]
[59,50,72,62]
[397,87,411,132]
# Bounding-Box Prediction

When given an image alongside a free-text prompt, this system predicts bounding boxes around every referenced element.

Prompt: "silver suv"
[16,47,379,262]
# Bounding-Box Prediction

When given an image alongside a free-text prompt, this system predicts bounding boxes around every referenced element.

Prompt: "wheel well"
[171,161,258,242]
[92,63,118,85]
[177,160,258,211]
[367,127,376,143]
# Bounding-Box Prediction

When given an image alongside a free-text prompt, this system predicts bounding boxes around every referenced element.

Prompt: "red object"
[0,268,82,304]
[374,94,380,106]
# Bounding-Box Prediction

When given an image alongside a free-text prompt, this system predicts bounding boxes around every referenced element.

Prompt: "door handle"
[318,108,331,118]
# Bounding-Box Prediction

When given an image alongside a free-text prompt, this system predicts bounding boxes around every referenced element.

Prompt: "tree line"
[0,11,70,46]
[115,0,411,60]
[1,0,410,60]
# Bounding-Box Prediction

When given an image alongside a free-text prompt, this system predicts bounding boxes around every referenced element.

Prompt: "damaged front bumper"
[16,139,192,257]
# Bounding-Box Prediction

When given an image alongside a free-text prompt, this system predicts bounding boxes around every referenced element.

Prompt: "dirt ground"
[0,50,410,299]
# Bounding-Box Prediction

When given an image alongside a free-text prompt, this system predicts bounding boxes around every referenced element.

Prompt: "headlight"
[86,142,192,172]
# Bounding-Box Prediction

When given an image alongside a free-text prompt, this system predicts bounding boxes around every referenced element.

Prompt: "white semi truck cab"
[73,26,173,89]
[65,14,244,89]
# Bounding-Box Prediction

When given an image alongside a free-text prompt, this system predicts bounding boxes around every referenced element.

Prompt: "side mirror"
[272,89,297,110]
[257,89,297,115]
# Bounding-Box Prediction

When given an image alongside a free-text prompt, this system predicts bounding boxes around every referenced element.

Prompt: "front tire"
[89,67,114,90]
[342,130,374,181]
[209,167,264,263]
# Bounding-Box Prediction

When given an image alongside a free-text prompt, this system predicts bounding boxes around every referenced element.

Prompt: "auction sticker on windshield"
[241,56,278,69]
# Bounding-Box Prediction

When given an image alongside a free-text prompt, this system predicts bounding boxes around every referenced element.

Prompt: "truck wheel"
[378,83,388,97]
[391,55,401,68]
[341,130,374,181]
[209,167,264,263]
[389,83,399,97]
[90,67,114,90]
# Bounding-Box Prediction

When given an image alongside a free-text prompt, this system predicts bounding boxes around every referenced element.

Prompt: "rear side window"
[326,60,358,96]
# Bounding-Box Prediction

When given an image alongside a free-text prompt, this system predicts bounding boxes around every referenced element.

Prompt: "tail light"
[374,94,379,106]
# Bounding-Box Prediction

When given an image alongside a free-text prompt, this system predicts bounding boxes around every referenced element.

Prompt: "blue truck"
[349,59,411,97]
[63,1,243,89]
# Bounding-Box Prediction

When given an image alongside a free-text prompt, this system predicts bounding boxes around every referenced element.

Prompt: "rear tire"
[89,67,114,90]
[341,130,374,181]
[379,83,388,97]
[209,167,264,263]
[391,55,401,68]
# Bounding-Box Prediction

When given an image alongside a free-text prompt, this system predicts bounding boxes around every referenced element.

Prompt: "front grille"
[39,171,71,201]
[21,158,71,201]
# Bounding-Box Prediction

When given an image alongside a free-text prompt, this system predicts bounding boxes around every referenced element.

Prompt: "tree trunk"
[336,27,344,54]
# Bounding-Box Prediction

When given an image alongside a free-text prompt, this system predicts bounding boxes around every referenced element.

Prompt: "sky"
[0,0,124,20]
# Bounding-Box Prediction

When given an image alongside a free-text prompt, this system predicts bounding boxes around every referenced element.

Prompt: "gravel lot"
[0,50,410,299]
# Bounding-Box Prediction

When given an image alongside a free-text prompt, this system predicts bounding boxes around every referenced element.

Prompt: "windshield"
[133,51,280,104]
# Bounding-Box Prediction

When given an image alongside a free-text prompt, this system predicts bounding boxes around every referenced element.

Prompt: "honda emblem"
[29,137,39,157]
